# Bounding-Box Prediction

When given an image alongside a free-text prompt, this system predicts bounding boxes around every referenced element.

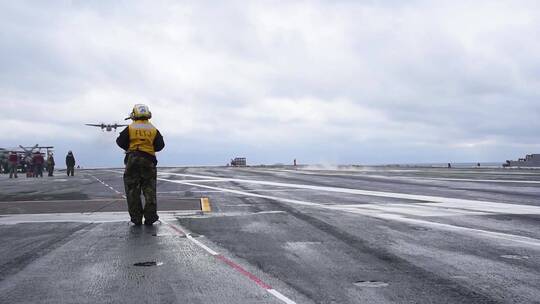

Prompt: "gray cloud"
[1,0,539,166]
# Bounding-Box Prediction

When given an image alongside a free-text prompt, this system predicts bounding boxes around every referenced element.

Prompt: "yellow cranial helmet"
[130,104,152,120]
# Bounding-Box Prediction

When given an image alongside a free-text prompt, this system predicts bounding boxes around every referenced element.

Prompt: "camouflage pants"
[34,164,43,177]
[123,154,158,223]
[67,166,74,176]
[9,163,17,178]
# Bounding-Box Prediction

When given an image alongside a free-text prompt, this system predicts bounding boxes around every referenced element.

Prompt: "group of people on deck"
[7,151,76,178]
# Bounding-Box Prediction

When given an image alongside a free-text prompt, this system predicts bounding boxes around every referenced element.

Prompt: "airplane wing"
[19,145,36,151]
[85,124,104,127]
[113,124,128,127]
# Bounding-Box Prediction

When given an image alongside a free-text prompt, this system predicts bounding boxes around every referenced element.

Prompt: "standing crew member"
[116,104,165,226]
[25,154,33,178]
[8,152,18,178]
[0,153,7,174]
[47,153,55,176]
[66,151,76,176]
[32,152,44,178]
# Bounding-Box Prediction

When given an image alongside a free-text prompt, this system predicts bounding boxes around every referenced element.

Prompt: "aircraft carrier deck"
[1,166,540,303]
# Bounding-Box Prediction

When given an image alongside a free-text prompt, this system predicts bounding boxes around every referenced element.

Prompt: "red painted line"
[166,222,273,290]
[168,224,272,290]
[216,254,273,290]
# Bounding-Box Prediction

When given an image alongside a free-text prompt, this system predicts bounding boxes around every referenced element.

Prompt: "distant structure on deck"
[230,157,247,167]
[503,154,540,168]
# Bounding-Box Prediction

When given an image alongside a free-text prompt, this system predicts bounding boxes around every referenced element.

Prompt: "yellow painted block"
[200,197,211,212]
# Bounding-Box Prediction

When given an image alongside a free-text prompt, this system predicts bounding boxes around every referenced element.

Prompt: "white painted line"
[156,178,320,207]
[329,173,540,185]
[154,171,510,206]
[256,211,287,215]
[231,189,308,193]
[268,289,297,304]
[0,211,197,224]
[376,214,540,248]
[159,179,234,183]
[190,189,307,194]
[320,200,540,218]
[186,233,219,255]
[154,177,540,249]
[107,170,540,215]
[419,170,540,175]
[163,220,219,255]
[422,201,540,215]
[181,190,224,193]
[425,177,540,184]
[240,167,540,176]
[0,212,128,224]
[154,176,540,216]
[329,203,490,217]
[223,204,253,207]
[158,190,223,194]
[0,198,124,204]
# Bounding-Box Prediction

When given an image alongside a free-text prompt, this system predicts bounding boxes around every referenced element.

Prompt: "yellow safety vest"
[128,120,158,156]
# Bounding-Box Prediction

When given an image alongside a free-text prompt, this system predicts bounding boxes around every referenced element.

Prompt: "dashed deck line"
[88,174,126,199]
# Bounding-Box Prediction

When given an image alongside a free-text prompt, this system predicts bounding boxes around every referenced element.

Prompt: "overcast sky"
[1,1,539,167]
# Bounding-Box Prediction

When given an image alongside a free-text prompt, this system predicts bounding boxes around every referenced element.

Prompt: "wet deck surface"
[1,166,540,303]
[0,198,201,214]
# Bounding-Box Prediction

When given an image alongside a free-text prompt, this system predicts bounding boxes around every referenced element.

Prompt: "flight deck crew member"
[32,152,44,178]
[66,151,76,176]
[116,104,165,226]
[8,152,18,178]
[47,153,55,176]
[25,155,33,178]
